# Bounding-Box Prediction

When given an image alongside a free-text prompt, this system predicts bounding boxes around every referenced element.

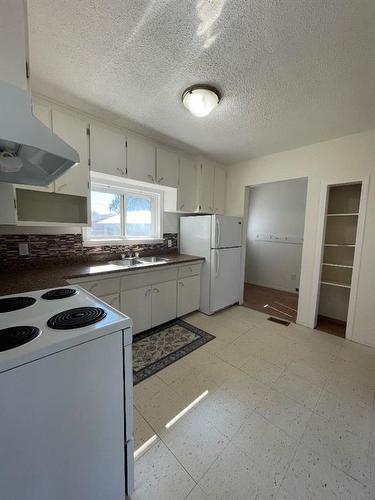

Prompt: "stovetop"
[0,286,132,373]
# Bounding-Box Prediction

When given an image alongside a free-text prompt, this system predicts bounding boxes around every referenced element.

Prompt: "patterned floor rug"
[132,319,215,385]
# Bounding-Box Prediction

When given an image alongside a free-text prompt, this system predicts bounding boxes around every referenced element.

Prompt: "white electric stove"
[0,285,134,500]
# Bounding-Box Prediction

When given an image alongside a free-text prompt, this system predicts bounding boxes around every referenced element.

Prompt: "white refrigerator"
[180,215,243,314]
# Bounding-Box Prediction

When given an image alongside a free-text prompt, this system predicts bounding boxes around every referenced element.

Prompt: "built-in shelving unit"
[317,183,362,336]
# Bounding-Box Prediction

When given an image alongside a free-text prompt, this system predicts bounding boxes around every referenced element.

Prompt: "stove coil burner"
[41,288,78,300]
[0,326,40,351]
[0,296,36,313]
[47,307,107,330]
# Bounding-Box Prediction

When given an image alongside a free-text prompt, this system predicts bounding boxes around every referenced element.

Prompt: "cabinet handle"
[117,167,125,176]
[153,287,160,293]
[179,281,184,287]
[56,183,67,192]
[180,204,185,210]
[147,174,155,183]
[157,177,164,184]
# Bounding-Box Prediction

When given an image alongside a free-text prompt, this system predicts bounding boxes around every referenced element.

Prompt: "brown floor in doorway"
[316,315,346,338]
[243,283,298,322]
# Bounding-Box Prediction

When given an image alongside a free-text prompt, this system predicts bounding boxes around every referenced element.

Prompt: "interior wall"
[225,129,375,348]
[246,178,307,292]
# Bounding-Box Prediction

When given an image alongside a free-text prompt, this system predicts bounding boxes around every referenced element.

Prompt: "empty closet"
[317,183,362,337]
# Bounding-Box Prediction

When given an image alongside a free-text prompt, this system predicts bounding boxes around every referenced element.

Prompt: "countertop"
[0,254,204,296]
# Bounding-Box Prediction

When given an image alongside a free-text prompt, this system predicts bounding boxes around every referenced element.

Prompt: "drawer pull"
[117,167,125,176]
[153,287,160,293]
[179,281,184,287]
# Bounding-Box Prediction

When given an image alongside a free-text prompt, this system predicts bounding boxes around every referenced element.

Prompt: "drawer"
[121,267,178,291]
[78,277,120,297]
[100,293,120,310]
[178,263,202,279]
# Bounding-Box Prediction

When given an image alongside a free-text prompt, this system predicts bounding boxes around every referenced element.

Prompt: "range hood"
[0,0,79,186]
[0,81,79,186]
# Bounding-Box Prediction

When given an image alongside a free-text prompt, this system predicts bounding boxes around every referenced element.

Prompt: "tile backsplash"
[0,233,178,264]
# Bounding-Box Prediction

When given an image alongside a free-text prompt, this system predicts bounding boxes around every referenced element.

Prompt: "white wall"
[246,178,307,292]
[225,129,375,348]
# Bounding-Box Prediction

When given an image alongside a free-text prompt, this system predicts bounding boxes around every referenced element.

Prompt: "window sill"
[82,238,164,247]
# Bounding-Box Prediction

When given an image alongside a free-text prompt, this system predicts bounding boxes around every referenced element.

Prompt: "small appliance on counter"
[180,214,243,314]
[0,286,134,499]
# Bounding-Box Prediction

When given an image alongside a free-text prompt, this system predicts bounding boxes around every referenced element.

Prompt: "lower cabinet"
[121,286,152,335]
[177,275,200,317]
[151,280,177,327]
[100,293,120,310]
[121,280,177,335]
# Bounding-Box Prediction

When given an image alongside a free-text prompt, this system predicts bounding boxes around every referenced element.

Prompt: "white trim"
[82,238,164,247]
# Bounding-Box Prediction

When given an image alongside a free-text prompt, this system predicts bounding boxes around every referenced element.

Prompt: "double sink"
[108,256,171,268]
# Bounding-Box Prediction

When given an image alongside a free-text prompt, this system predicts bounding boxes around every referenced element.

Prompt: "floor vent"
[267,317,290,326]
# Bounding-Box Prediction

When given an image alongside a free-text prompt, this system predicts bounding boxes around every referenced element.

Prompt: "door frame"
[309,175,369,339]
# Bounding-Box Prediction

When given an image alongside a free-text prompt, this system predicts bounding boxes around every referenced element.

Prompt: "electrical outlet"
[18,242,29,256]
[167,239,172,248]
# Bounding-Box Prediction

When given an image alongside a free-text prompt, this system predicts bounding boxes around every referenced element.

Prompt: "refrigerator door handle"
[215,249,220,277]
[215,218,221,248]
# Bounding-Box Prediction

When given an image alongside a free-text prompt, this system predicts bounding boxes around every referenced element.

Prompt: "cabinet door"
[156,148,179,187]
[198,161,214,213]
[213,167,226,215]
[52,109,89,197]
[17,102,54,192]
[121,287,152,335]
[90,121,126,177]
[178,157,197,212]
[177,275,200,317]
[126,134,156,183]
[100,293,120,310]
[151,280,177,327]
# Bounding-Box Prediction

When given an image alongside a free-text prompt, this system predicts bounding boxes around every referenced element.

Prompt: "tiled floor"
[132,306,375,499]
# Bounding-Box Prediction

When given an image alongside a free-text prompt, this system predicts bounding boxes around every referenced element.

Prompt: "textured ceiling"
[28,0,375,164]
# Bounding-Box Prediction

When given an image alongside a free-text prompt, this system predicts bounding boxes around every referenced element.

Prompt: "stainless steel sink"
[108,258,142,267]
[137,256,170,264]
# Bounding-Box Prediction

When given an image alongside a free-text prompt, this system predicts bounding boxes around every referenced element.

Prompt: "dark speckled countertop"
[0,254,204,296]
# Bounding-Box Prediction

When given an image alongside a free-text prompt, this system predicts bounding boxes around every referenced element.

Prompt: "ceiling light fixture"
[182,85,221,117]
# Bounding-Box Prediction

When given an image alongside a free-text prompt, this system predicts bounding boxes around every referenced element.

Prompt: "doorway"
[242,178,308,323]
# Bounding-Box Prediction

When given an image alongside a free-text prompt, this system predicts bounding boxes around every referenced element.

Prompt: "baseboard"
[244,281,299,295]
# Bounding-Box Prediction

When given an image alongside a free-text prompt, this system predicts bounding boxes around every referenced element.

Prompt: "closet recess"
[317,183,362,337]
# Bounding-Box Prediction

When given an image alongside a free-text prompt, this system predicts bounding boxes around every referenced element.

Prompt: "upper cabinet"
[178,157,197,212]
[213,167,226,214]
[90,121,126,177]
[197,161,215,213]
[126,134,156,183]
[52,109,90,197]
[156,148,179,188]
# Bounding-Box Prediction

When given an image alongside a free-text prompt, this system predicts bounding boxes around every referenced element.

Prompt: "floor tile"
[220,369,270,408]
[255,388,313,439]
[161,412,229,482]
[133,407,157,456]
[240,353,284,385]
[272,369,324,409]
[133,440,195,500]
[280,446,371,500]
[185,484,209,499]
[133,374,168,407]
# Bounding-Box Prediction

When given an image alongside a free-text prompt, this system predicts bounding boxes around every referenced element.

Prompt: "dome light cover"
[182,85,221,117]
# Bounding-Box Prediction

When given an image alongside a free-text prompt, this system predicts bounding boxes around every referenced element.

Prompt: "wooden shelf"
[322,263,353,269]
[324,243,355,247]
[326,213,359,217]
[321,280,351,289]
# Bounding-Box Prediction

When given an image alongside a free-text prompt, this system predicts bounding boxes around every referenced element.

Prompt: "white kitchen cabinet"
[156,148,179,188]
[90,121,126,177]
[52,109,89,197]
[213,167,226,214]
[151,280,177,327]
[198,161,215,213]
[101,293,120,310]
[126,134,156,183]
[177,275,200,317]
[178,157,197,212]
[121,286,152,335]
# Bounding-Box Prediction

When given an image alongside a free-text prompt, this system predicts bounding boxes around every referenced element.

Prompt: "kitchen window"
[84,185,162,245]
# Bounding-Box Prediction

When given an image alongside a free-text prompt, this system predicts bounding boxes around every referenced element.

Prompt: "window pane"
[87,191,121,238]
[125,195,152,238]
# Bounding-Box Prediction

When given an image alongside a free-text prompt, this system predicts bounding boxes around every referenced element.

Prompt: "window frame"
[83,183,163,246]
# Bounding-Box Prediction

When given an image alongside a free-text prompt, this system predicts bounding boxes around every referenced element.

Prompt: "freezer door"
[212,215,242,248]
[210,247,241,313]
